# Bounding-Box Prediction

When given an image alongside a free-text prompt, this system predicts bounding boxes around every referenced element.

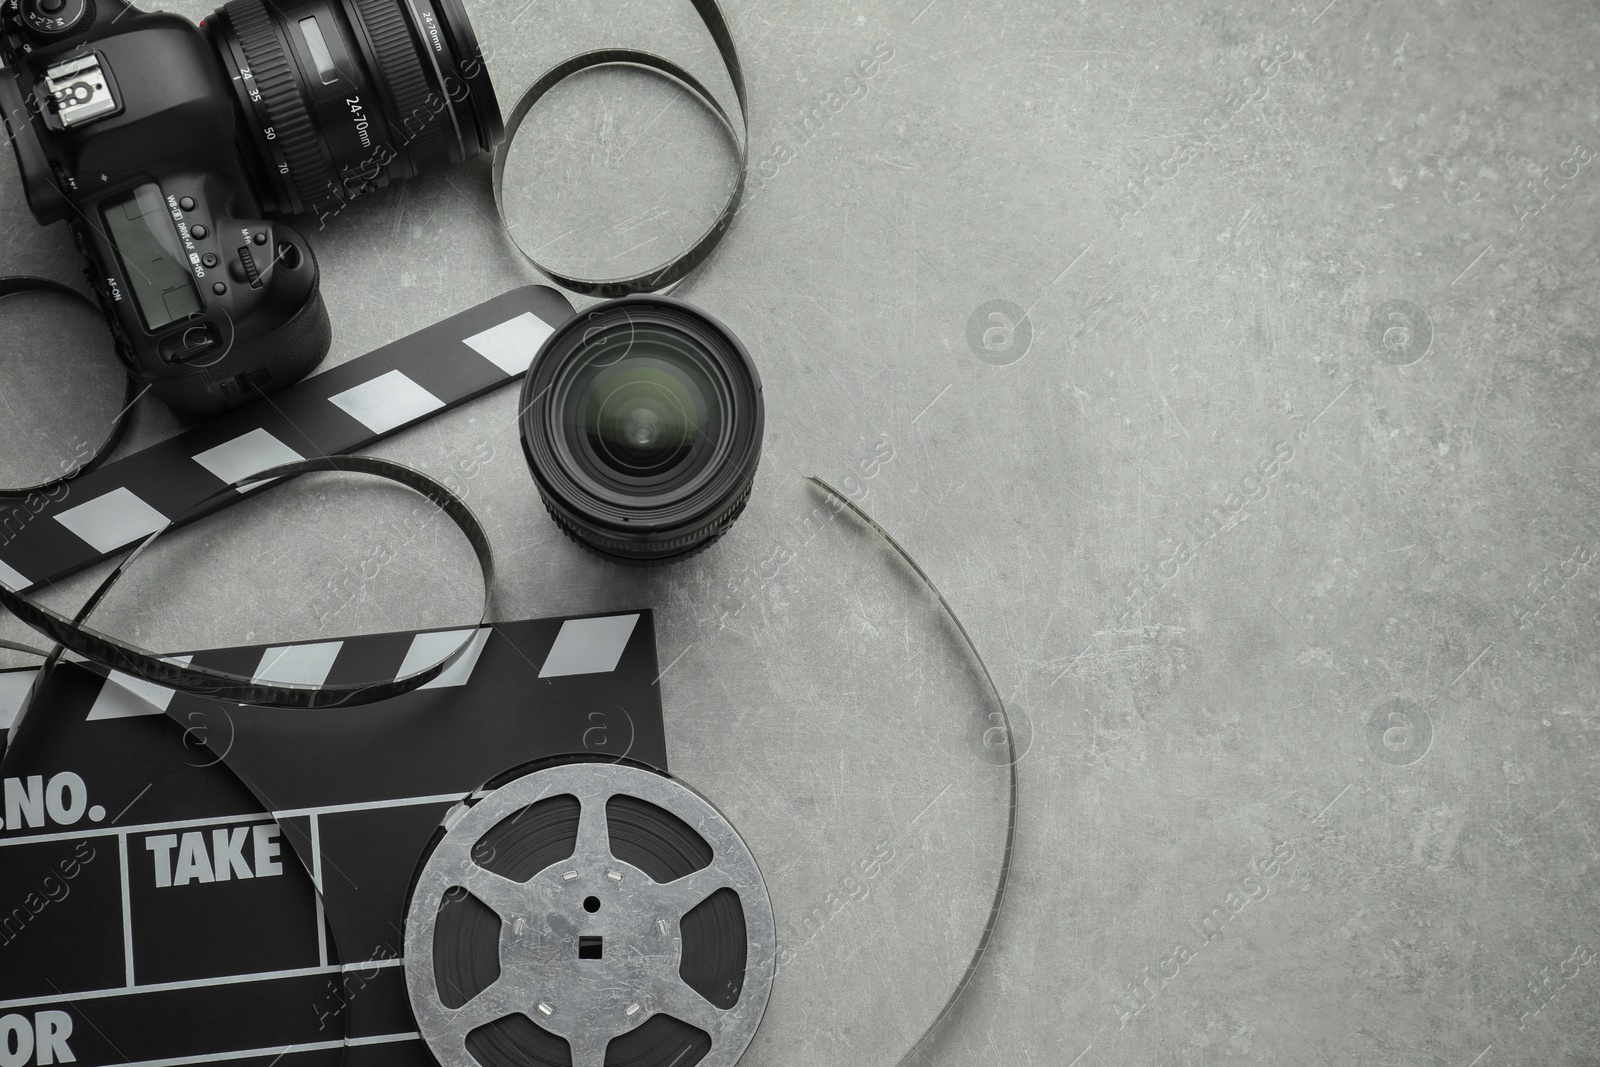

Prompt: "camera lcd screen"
[103,183,203,331]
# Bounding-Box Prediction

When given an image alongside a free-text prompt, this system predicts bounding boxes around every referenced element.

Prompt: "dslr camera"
[0,0,503,416]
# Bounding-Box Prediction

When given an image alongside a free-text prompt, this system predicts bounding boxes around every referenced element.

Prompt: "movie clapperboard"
[0,610,668,1067]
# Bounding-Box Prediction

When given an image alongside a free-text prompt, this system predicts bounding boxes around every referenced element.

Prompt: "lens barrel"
[206,0,503,217]
[520,297,764,565]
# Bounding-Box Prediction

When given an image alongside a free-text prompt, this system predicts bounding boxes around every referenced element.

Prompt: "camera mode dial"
[18,0,90,37]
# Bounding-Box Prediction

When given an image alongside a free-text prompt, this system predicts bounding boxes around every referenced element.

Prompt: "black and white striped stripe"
[22,614,638,730]
[0,286,568,593]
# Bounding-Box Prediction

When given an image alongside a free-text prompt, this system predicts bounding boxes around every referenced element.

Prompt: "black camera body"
[0,0,501,417]
[1,1,328,416]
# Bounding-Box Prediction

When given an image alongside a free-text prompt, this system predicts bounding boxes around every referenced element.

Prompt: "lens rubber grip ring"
[348,0,453,175]
[223,0,336,214]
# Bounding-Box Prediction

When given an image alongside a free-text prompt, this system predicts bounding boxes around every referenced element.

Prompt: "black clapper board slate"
[0,610,666,1067]
[0,283,574,594]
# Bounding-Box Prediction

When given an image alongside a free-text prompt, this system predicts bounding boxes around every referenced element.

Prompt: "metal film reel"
[405,762,776,1067]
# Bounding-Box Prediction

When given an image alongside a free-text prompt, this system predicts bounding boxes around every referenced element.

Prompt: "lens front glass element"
[559,324,725,495]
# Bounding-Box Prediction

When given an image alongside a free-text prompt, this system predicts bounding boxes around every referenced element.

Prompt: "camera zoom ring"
[224,0,333,214]
[348,0,453,173]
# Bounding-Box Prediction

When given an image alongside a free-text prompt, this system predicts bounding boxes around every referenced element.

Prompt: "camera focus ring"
[223,0,335,214]
[543,480,753,565]
[347,0,453,173]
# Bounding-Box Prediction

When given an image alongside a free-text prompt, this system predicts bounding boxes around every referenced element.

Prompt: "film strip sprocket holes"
[0,284,574,594]
[0,611,665,1067]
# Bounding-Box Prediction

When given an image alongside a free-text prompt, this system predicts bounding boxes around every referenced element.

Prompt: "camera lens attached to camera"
[206,0,503,217]
[520,297,763,565]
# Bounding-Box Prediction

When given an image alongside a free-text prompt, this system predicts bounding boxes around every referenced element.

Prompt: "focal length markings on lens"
[236,62,292,179]
[214,23,311,198]
[207,0,503,216]
[347,96,373,149]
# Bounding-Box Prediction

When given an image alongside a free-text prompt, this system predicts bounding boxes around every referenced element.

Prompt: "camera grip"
[148,288,332,418]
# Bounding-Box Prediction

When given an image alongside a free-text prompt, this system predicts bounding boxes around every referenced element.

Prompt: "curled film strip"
[0,455,496,779]
[805,476,1019,1067]
[490,0,748,298]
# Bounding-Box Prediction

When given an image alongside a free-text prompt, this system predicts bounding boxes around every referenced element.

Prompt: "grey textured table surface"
[5,0,1600,1064]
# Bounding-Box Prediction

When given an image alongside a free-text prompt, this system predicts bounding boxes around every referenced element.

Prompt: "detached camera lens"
[520,297,764,565]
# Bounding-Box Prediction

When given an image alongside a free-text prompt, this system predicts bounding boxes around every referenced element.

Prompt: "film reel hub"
[406,762,775,1067]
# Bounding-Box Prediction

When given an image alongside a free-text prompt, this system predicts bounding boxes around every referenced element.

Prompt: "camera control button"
[158,324,218,363]
[190,224,209,240]
[178,196,197,212]
[252,232,268,246]
[202,253,220,268]
[212,282,227,296]
[20,0,87,35]
[235,246,262,287]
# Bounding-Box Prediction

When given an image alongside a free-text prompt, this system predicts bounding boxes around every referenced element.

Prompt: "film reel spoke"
[653,864,738,919]
[456,861,544,922]
[434,977,524,1044]
[570,787,616,866]
[565,1030,614,1067]
[653,977,731,1039]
